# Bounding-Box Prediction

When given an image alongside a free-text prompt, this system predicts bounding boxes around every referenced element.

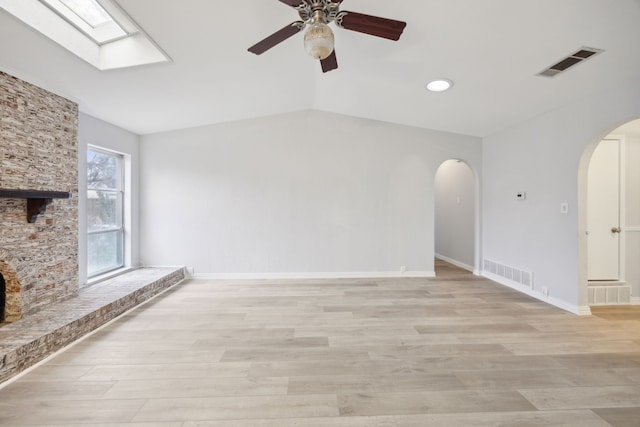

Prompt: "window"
[40,0,130,44]
[59,0,114,27]
[87,147,124,277]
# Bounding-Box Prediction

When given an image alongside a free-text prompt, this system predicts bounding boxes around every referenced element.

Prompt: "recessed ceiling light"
[426,79,454,92]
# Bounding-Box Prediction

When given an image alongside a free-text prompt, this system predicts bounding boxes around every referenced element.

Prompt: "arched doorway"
[434,159,478,275]
[579,118,640,307]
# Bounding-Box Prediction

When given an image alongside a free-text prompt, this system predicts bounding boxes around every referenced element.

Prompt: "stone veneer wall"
[0,71,79,320]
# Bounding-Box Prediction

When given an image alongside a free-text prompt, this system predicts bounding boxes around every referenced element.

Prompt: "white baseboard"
[482,271,582,315]
[577,306,593,315]
[435,254,474,273]
[192,271,436,280]
[632,297,640,305]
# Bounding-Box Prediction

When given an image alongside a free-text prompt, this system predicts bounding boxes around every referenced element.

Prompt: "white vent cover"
[588,284,632,305]
[537,47,603,77]
[484,259,534,289]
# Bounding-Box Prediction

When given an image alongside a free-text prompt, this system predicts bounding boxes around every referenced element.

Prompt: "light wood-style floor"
[1,261,640,426]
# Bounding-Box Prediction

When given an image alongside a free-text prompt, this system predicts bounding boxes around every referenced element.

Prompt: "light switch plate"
[560,203,569,214]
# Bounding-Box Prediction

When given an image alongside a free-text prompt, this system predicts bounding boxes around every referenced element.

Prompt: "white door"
[587,139,621,281]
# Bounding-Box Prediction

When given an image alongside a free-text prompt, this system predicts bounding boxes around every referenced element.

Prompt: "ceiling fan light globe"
[304,22,335,60]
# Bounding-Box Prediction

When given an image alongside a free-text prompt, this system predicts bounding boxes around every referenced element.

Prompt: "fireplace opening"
[0,272,5,323]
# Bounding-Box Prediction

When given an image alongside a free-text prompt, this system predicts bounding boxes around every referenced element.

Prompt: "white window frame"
[87,146,125,278]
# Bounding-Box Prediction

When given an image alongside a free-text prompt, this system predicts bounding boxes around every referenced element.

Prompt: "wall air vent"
[537,47,603,78]
[484,259,534,289]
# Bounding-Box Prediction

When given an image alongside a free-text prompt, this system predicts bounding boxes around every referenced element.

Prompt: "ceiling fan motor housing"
[297,0,341,25]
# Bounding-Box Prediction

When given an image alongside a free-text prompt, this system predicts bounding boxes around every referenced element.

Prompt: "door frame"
[579,134,627,311]
[587,136,626,282]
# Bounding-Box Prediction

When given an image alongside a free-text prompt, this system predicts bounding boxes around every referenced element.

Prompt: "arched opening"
[434,159,478,276]
[579,118,640,307]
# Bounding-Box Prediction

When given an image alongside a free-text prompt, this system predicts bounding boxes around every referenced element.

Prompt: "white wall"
[434,160,475,270]
[482,80,640,313]
[78,113,140,285]
[139,110,481,278]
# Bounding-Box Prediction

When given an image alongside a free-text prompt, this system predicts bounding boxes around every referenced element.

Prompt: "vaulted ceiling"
[1,0,639,137]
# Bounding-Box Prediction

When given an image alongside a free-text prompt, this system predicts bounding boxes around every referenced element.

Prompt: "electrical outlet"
[516,192,526,200]
[400,265,407,273]
[560,203,569,214]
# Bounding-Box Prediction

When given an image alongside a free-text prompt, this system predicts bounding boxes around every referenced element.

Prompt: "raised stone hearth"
[0,267,186,384]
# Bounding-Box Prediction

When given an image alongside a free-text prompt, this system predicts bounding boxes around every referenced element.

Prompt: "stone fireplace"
[0,71,79,323]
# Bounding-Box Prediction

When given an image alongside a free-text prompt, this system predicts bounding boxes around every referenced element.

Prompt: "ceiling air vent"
[537,47,603,77]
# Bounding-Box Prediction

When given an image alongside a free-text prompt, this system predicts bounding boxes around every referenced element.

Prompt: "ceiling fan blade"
[321,50,338,73]
[248,21,305,55]
[278,0,305,7]
[337,11,406,41]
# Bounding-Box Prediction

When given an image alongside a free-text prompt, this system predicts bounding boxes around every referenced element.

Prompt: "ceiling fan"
[248,0,407,73]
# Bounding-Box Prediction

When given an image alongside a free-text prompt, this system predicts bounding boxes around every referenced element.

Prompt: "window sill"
[86,266,136,288]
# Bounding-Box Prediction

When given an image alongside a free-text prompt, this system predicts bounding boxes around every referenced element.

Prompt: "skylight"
[40,0,129,44]
[60,0,112,28]
[0,0,170,70]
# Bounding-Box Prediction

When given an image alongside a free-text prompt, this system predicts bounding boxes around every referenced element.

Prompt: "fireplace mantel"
[0,189,72,223]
